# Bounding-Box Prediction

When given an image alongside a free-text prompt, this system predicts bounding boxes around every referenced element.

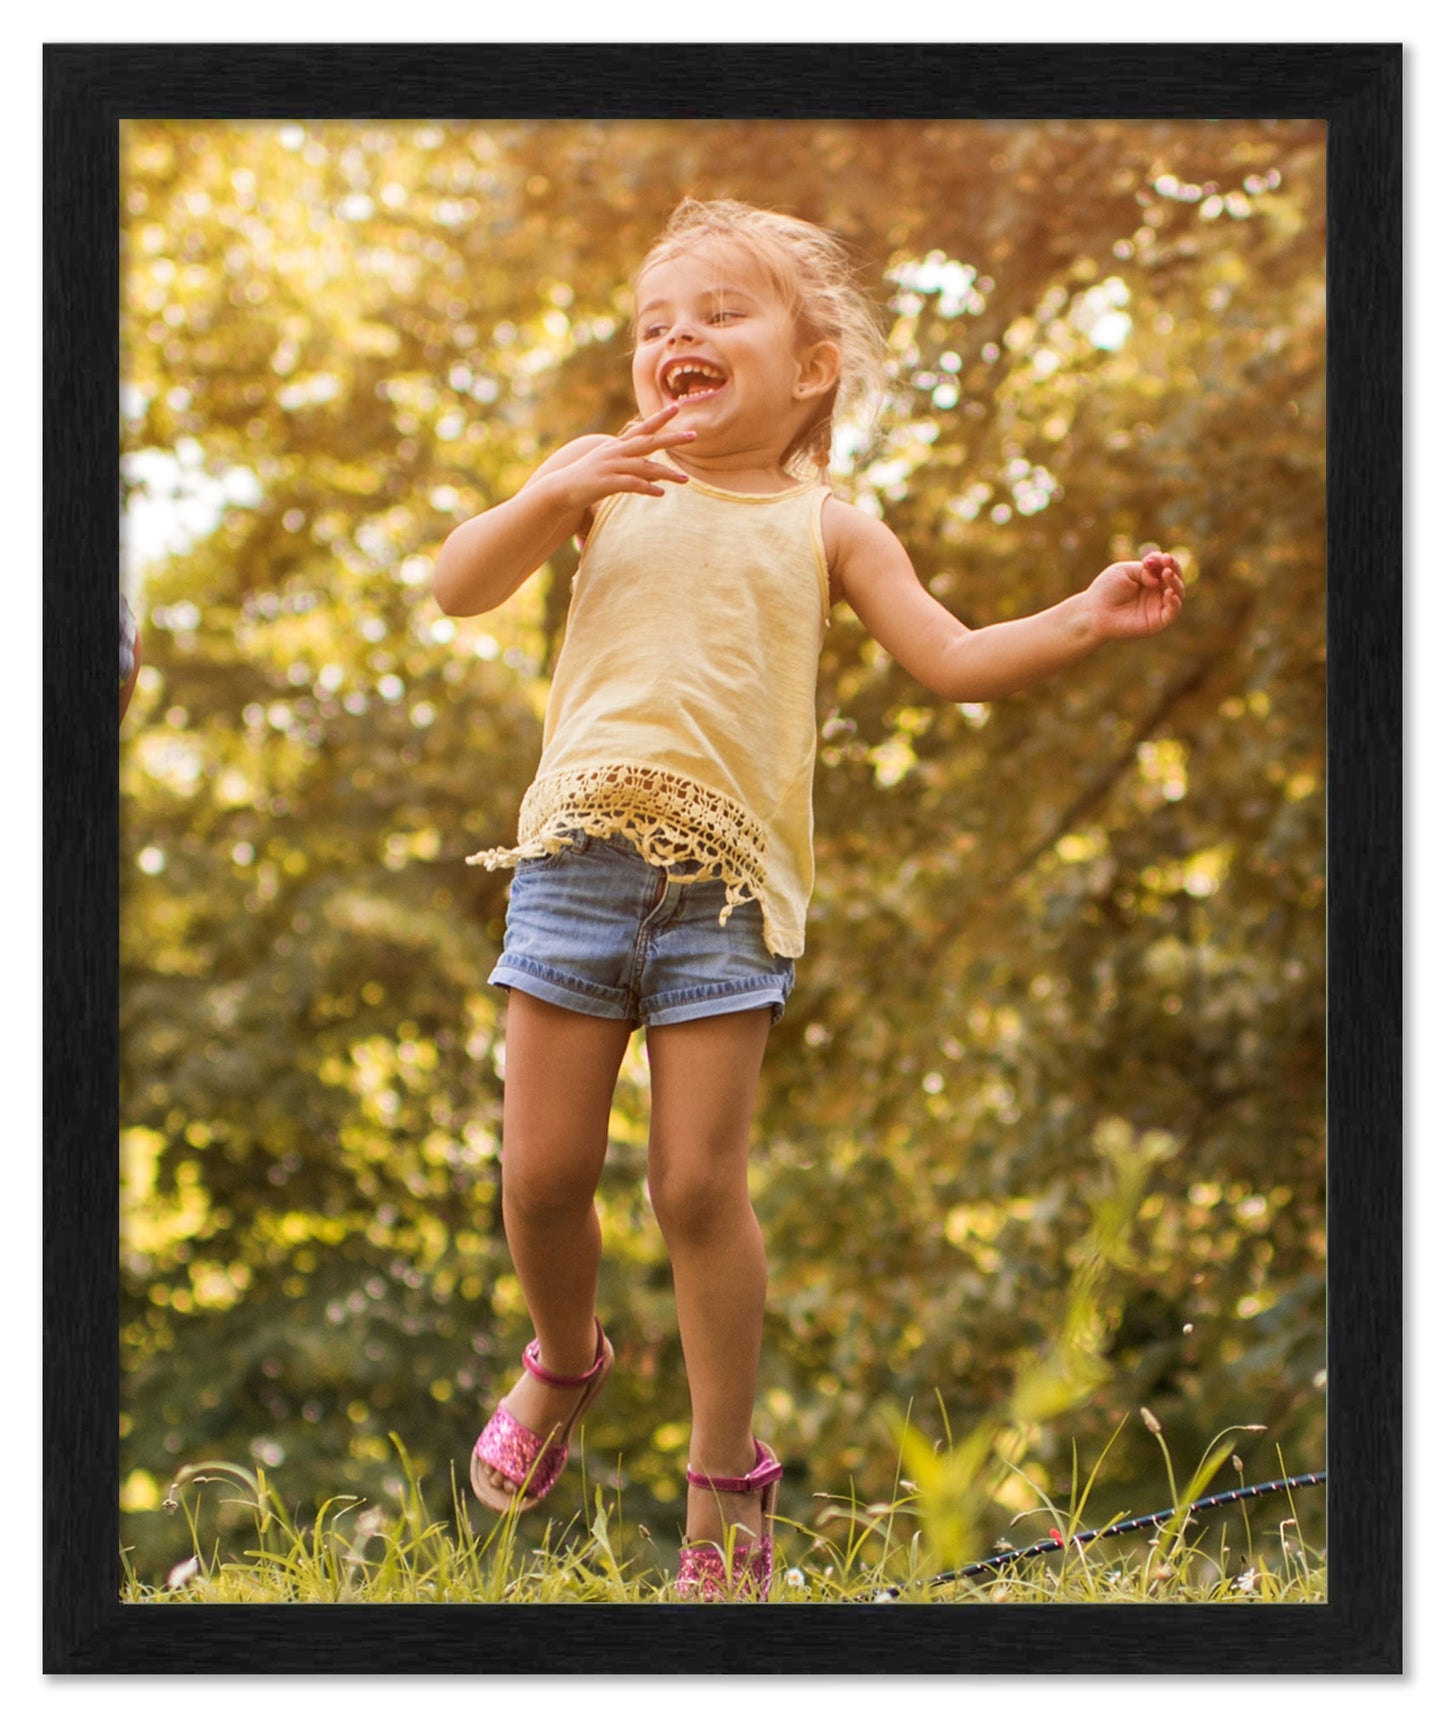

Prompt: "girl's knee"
[647,1152,751,1247]
[502,1151,598,1227]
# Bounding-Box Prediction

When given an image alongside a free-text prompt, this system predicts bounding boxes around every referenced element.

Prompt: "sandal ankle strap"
[685,1437,783,1494]
[521,1318,608,1389]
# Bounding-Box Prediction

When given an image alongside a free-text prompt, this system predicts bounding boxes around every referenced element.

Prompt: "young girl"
[432,199,1185,1601]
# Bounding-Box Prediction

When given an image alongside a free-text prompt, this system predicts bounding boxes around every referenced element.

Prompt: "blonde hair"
[634,198,888,477]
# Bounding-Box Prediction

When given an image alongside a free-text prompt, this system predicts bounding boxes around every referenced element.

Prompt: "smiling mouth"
[662,359,726,401]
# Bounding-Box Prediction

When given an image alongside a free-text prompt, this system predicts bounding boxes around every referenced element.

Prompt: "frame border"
[44,41,1401,1673]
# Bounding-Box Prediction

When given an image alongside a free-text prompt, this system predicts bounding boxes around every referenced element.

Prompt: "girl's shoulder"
[823,491,912,611]
[820,493,910,596]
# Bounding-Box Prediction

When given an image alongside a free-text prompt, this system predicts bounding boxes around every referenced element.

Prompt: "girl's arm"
[825,500,1185,703]
[432,405,696,616]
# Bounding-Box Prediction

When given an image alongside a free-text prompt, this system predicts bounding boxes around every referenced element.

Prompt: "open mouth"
[661,359,727,401]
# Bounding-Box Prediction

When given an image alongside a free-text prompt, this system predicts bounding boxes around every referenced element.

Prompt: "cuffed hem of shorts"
[488,956,631,1020]
[488,958,791,1027]
[644,975,791,1028]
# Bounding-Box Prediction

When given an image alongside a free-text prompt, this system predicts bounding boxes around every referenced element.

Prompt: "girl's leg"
[477,990,633,1496]
[644,1007,773,1547]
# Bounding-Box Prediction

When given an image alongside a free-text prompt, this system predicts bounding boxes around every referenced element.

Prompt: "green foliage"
[121,1433,1324,1605]
[120,119,1325,1583]
[891,1115,1183,1572]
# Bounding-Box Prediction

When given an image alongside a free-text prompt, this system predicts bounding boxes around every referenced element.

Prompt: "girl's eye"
[640,323,667,340]
[709,310,740,324]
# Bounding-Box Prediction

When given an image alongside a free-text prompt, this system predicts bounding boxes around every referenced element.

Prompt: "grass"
[123,1094,1328,1605]
[120,1422,1325,1604]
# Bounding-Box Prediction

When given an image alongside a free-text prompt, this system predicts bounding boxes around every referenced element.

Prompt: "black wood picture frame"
[44,41,1401,1674]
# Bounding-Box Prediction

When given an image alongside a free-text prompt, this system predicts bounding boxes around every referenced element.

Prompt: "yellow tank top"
[468,465,831,957]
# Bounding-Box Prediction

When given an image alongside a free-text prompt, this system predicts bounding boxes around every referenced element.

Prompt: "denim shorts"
[488,832,795,1028]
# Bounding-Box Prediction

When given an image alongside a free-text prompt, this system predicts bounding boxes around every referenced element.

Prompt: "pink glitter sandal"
[675,1439,783,1601]
[469,1320,614,1513]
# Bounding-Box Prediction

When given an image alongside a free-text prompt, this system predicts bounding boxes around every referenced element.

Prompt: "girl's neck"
[664,445,806,495]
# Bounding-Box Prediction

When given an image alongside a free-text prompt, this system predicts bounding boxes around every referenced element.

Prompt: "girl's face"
[631,241,834,466]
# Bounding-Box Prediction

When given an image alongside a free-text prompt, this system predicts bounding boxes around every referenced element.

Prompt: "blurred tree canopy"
[119,118,1325,1581]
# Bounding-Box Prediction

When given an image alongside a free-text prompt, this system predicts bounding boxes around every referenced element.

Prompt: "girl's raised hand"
[551,404,697,512]
[1084,550,1187,640]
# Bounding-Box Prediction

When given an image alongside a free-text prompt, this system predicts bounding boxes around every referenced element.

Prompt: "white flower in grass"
[785,1568,806,1590]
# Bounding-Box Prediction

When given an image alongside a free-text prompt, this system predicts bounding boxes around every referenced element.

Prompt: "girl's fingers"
[603,461,688,496]
[625,402,684,437]
[615,456,690,485]
[625,457,688,482]
[611,416,695,461]
[632,428,697,456]
[576,451,690,499]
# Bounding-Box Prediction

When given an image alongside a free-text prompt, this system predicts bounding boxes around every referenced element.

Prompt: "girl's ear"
[793,340,842,400]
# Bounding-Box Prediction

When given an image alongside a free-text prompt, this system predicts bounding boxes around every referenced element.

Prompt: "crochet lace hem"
[466,763,768,926]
